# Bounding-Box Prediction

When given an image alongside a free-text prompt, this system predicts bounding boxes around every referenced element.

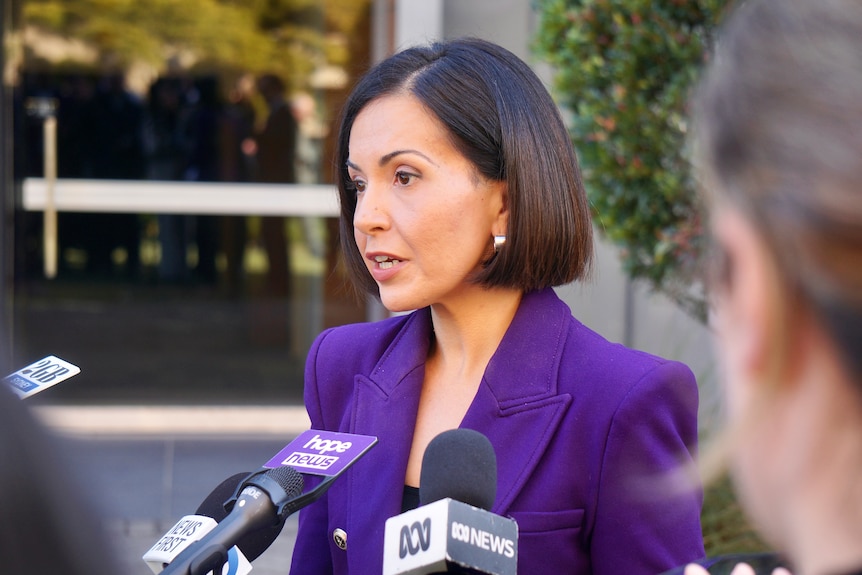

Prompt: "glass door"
[6,0,373,405]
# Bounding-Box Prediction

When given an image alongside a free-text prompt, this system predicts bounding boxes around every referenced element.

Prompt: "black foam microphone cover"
[195,471,286,561]
[419,428,497,511]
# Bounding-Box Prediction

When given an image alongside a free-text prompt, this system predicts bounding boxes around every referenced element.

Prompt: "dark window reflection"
[11,5,371,404]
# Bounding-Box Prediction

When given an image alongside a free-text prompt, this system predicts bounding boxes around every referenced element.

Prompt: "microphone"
[4,355,81,398]
[382,429,518,575]
[145,429,378,574]
[418,428,497,510]
[193,473,288,563]
[143,472,284,574]
[159,466,304,575]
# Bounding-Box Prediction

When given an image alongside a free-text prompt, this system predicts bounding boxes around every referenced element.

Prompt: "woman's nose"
[353,185,390,235]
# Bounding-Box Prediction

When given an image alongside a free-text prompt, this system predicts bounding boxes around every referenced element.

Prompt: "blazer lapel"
[347,309,433,521]
[461,288,573,513]
[340,289,573,521]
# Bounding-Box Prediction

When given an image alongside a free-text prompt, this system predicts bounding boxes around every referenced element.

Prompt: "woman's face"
[347,93,508,313]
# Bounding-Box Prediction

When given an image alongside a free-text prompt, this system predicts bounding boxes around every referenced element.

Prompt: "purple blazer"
[289,288,705,574]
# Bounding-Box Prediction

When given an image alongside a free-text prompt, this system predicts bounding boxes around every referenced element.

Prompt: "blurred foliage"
[702,474,771,557]
[534,0,731,322]
[534,1,777,561]
[21,0,370,91]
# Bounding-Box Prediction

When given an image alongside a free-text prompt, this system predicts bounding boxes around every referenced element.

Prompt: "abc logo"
[399,518,431,558]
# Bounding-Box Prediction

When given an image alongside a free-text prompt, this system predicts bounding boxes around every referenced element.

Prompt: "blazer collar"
[369,308,433,396]
[481,288,571,405]
[462,288,573,511]
[367,288,571,402]
[353,288,572,513]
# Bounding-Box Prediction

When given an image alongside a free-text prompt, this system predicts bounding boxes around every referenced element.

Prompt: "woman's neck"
[777,343,862,575]
[428,288,522,377]
[403,287,523,487]
[788,434,862,575]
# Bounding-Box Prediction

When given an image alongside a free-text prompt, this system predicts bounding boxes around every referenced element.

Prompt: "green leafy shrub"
[534,0,777,559]
[534,0,729,321]
[701,475,771,556]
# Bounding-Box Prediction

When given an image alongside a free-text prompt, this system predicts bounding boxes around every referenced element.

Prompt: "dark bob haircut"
[336,37,593,297]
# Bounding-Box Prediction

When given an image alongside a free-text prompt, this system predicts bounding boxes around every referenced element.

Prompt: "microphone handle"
[162,490,278,575]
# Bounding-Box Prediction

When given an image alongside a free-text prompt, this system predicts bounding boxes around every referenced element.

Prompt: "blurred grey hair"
[693,0,862,378]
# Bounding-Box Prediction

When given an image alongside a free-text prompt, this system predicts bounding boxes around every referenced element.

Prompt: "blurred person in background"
[243,73,299,345]
[219,74,258,297]
[254,73,298,300]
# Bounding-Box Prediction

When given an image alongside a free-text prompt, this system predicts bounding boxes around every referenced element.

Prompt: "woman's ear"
[490,181,509,236]
[712,206,788,384]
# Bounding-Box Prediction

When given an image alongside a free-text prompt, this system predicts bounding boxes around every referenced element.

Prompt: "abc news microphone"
[144,429,377,575]
[383,429,518,575]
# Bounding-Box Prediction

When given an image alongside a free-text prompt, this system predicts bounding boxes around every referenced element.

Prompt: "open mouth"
[374,255,402,270]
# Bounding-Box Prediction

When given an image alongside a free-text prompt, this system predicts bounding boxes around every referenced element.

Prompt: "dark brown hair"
[335,38,593,297]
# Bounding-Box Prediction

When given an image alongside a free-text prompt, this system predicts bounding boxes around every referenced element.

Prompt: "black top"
[402,485,420,513]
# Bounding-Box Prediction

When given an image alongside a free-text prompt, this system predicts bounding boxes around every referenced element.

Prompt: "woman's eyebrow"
[346,149,439,171]
[379,149,439,167]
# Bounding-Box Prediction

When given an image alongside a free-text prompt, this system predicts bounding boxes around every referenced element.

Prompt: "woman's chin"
[378,293,417,314]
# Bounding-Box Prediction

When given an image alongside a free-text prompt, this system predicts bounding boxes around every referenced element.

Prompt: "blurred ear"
[712,207,787,384]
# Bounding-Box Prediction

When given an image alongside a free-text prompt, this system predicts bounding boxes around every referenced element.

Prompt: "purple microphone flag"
[265,429,378,477]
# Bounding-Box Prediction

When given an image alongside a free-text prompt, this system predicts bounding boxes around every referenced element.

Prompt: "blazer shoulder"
[561,316,697,399]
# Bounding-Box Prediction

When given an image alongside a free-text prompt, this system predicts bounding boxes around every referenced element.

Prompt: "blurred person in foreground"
[288,37,705,574]
[685,1,862,574]
[0,384,122,574]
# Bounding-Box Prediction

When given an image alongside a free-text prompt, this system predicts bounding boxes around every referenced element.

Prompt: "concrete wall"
[442,0,535,62]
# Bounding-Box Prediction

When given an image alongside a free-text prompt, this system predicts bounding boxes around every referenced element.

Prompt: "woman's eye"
[350,178,366,193]
[395,171,416,186]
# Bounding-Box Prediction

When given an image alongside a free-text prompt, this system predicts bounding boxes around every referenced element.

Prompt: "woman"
[687,1,862,574]
[289,38,704,574]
